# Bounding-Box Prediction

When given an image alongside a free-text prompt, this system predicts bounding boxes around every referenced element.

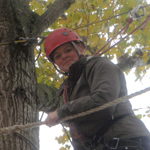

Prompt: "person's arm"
[57,57,122,120]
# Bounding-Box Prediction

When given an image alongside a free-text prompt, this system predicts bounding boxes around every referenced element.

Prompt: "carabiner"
[130,5,146,19]
[36,35,47,45]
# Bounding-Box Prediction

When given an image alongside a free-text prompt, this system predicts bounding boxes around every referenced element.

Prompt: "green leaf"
[137,114,142,119]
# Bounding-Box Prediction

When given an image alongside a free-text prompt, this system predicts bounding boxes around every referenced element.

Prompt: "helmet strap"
[71,41,85,56]
[52,62,69,76]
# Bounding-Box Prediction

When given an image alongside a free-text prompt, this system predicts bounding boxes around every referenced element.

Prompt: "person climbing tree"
[44,28,150,150]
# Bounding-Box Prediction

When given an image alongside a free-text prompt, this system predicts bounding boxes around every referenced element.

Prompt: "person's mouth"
[64,60,72,65]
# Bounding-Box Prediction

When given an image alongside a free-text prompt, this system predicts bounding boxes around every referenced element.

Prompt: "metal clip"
[130,5,146,19]
[18,37,38,46]
[18,36,47,46]
[36,35,47,45]
[104,137,120,149]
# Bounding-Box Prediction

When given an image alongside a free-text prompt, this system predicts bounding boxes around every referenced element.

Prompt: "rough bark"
[0,0,75,150]
[0,0,38,150]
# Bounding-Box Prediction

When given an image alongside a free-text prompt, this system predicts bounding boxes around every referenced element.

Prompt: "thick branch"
[37,83,63,114]
[10,0,40,37]
[33,0,75,35]
[117,54,150,71]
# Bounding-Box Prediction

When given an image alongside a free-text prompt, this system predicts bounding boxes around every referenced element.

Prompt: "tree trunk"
[0,0,39,149]
[0,0,76,149]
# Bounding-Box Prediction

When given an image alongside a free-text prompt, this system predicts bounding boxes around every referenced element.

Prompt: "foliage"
[29,0,150,149]
[134,106,150,119]
[55,128,71,150]
[30,0,150,89]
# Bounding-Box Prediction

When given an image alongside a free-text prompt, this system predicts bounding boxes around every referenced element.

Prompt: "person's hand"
[44,111,60,127]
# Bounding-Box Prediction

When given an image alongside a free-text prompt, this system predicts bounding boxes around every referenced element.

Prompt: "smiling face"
[52,42,80,72]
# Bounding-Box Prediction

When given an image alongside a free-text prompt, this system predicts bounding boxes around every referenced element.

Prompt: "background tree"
[0,0,150,150]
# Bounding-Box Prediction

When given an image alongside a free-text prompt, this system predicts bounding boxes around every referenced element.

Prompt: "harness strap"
[99,137,145,150]
[92,113,132,147]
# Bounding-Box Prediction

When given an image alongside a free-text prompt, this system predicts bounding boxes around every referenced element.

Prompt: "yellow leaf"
[137,114,142,119]
[145,46,150,51]
[142,52,149,63]
[32,0,38,5]
[77,18,83,26]
[147,114,150,118]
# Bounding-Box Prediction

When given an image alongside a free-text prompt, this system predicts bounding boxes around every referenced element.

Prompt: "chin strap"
[71,41,80,55]
[52,62,68,76]
[71,41,85,55]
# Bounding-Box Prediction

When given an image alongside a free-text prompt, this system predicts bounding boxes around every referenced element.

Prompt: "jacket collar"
[57,55,87,96]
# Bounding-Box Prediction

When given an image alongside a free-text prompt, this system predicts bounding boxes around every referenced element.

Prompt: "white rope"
[61,86,150,121]
[0,122,44,135]
[0,86,150,135]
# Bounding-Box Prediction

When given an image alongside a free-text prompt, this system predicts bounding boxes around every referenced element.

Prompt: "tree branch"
[10,0,40,37]
[117,54,150,71]
[37,83,63,114]
[33,0,75,35]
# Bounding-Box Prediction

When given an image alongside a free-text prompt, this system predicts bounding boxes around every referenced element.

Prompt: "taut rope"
[0,86,150,135]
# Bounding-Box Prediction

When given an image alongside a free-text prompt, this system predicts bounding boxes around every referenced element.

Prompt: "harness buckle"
[111,137,120,149]
[105,137,120,149]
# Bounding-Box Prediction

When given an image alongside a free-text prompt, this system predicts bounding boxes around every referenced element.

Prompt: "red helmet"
[44,28,84,60]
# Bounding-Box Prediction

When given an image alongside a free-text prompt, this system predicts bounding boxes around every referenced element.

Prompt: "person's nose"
[61,52,68,60]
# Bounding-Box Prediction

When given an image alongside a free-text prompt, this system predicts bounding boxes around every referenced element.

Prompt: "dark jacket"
[57,56,150,149]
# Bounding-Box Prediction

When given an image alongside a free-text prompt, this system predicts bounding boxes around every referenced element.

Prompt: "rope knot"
[123,18,133,34]
[126,17,133,24]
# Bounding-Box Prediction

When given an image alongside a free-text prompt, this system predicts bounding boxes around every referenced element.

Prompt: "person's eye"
[66,49,71,53]
[54,54,60,60]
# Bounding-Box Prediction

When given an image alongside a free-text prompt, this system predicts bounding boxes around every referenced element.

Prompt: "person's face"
[53,42,79,72]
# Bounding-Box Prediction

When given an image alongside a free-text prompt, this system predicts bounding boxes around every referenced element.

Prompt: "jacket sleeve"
[57,57,125,121]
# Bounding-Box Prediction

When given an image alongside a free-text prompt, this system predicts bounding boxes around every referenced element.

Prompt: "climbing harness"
[91,114,132,147]
[85,113,146,150]
[91,137,147,150]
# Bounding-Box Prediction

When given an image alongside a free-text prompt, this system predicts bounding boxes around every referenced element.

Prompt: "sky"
[125,69,150,131]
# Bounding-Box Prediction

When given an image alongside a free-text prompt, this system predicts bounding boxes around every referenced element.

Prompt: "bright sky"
[125,69,150,131]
